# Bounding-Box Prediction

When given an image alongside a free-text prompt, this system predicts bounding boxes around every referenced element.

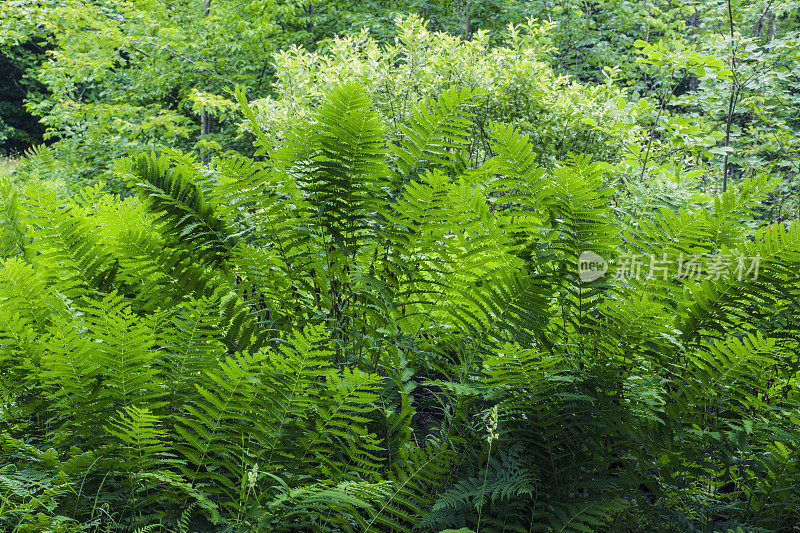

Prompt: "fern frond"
[429,447,536,514]
[106,405,170,472]
[392,86,483,178]
[378,353,417,468]
[135,470,223,525]
[173,349,270,500]
[19,143,59,182]
[0,179,30,260]
[206,154,274,224]
[539,497,628,532]
[485,121,550,212]
[158,296,226,402]
[298,367,385,478]
[545,154,619,266]
[256,326,336,470]
[364,441,454,532]
[383,170,521,337]
[23,183,115,296]
[674,221,800,345]
[291,82,389,252]
[0,257,56,331]
[679,333,779,419]
[117,152,239,269]
[80,292,162,408]
[266,480,394,532]
[38,320,101,421]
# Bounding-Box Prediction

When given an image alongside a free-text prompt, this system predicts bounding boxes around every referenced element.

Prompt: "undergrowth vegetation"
[0,156,19,180]
[2,79,800,532]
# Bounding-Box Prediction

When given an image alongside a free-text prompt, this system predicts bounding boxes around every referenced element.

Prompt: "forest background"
[2,0,799,209]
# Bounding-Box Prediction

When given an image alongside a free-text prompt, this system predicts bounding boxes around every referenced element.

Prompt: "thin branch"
[131,41,237,88]
[748,0,774,38]
[639,78,683,182]
[722,0,738,192]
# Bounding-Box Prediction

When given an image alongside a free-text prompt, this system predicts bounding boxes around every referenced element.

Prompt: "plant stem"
[722,0,738,192]
[476,440,492,533]
[639,83,672,182]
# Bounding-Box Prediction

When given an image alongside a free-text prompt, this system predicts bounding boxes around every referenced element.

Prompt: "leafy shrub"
[244,16,628,170]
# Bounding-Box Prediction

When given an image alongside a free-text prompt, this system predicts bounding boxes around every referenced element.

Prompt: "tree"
[0,0,363,184]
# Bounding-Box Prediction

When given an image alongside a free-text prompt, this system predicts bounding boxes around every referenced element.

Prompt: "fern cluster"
[2,81,800,532]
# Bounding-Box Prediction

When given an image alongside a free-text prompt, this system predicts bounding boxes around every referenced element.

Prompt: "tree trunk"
[464,0,470,39]
[201,110,210,136]
[688,9,701,92]
[768,12,779,41]
[722,0,738,193]
[200,0,211,143]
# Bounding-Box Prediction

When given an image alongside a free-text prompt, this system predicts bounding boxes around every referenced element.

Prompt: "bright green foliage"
[0,0,550,162]
[575,1,800,212]
[0,0,364,185]
[3,81,800,533]
[672,1,800,208]
[245,16,627,171]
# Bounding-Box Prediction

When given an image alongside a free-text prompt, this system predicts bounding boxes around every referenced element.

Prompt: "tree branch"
[722,0,738,192]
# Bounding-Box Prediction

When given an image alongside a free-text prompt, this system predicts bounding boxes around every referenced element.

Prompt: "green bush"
[243,16,627,171]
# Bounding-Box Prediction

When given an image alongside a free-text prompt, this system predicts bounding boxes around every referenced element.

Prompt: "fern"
[364,441,454,532]
[23,183,116,296]
[0,179,31,260]
[173,350,270,501]
[538,498,629,533]
[6,81,800,532]
[296,367,385,478]
[19,143,60,183]
[117,152,240,269]
[106,405,170,473]
[263,480,394,532]
[157,296,226,404]
[680,333,779,419]
[392,86,483,178]
[428,447,537,514]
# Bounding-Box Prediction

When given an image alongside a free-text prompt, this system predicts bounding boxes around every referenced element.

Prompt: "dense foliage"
[2,77,800,532]
[3,1,800,532]
[2,1,799,205]
[0,0,533,163]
